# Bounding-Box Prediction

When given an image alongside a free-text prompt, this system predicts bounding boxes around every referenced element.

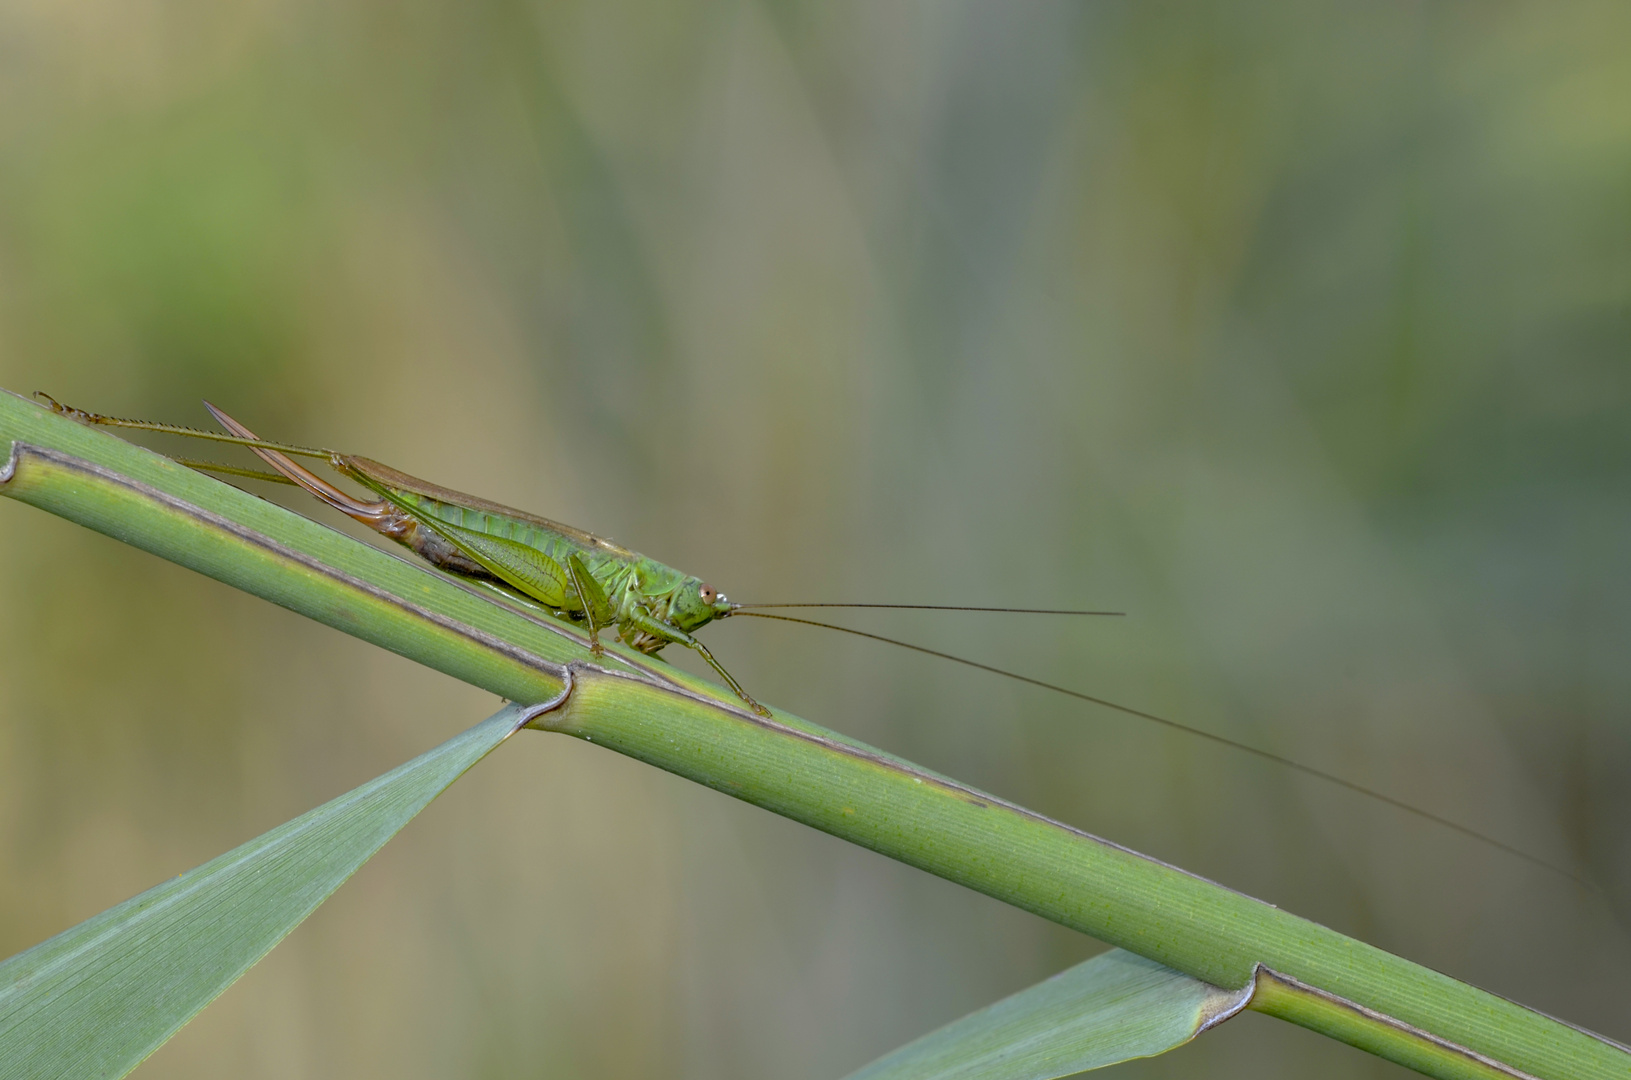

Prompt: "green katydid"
[33,393,1579,881]
[38,393,774,714]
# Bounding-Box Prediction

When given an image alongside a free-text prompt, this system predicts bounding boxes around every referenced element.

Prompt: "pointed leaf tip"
[843,949,1250,1080]
[0,702,534,1080]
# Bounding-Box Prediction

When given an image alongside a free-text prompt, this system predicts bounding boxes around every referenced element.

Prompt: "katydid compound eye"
[699,583,717,602]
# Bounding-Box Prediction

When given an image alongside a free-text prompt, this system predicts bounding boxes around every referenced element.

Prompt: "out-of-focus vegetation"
[1,3,1627,1077]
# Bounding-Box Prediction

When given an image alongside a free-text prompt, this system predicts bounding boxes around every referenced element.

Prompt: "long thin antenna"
[733,609,1585,884]
[736,603,1124,616]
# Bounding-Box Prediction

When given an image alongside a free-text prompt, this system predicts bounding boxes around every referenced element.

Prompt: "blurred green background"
[2,2,1629,1076]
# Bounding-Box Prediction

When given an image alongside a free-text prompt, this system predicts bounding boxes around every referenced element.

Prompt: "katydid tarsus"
[35,393,1578,882]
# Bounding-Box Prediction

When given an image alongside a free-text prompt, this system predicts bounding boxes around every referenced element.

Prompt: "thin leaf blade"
[0,702,536,1080]
[845,949,1250,1080]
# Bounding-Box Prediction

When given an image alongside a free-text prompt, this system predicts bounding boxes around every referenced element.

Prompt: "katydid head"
[667,578,735,632]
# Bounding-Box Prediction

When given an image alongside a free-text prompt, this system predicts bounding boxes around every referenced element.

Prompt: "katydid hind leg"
[201,403,396,525]
[37,393,338,464]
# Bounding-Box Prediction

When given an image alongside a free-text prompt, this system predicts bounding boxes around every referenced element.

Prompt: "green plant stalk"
[536,667,1618,1080]
[0,391,1620,1080]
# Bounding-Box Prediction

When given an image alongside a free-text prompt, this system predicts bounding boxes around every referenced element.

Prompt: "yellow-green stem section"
[0,391,1622,1080]
[1247,969,1540,1080]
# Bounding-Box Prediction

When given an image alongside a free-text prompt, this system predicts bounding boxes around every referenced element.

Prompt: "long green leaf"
[845,949,1250,1080]
[0,701,543,1080]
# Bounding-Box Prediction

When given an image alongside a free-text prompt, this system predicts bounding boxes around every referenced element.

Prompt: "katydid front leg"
[624,610,769,717]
